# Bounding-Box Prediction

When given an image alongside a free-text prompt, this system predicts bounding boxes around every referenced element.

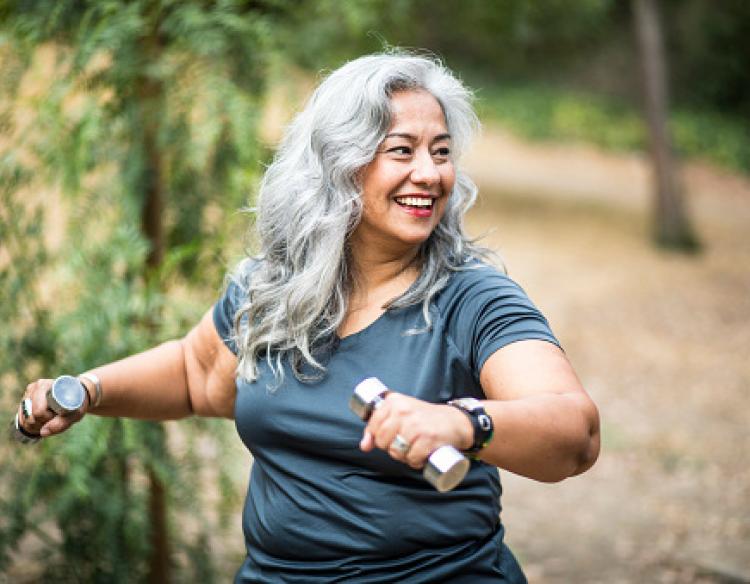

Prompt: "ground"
[464,127,750,583]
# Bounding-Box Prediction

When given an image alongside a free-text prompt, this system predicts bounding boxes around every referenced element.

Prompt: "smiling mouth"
[394,196,434,209]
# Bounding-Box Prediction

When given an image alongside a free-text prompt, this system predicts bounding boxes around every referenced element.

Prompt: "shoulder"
[435,260,526,310]
[222,257,264,303]
[212,257,263,354]
[434,259,559,373]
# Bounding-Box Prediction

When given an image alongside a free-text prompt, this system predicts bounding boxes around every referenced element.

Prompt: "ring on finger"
[21,398,33,421]
[390,434,411,456]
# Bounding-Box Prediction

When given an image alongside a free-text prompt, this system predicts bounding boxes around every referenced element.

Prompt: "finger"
[404,437,432,470]
[375,395,414,444]
[369,395,418,456]
[372,415,402,452]
[360,430,375,452]
[23,379,55,434]
[366,396,389,430]
[364,403,396,451]
[387,432,414,462]
[40,411,83,437]
[18,398,34,426]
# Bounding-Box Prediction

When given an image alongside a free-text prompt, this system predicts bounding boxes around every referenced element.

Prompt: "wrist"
[448,405,474,451]
[447,397,494,455]
[78,373,102,412]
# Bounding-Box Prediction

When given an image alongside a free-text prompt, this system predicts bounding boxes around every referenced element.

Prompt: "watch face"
[51,375,86,412]
[455,397,482,411]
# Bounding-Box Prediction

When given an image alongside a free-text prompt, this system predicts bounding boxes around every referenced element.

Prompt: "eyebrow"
[384,132,452,141]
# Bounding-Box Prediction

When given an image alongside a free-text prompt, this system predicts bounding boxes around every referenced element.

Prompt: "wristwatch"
[448,397,494,455]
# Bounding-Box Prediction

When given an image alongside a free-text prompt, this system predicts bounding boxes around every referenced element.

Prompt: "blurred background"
[1,1,748,582]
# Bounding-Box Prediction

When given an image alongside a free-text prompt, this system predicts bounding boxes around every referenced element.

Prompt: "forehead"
[388,90,448,134]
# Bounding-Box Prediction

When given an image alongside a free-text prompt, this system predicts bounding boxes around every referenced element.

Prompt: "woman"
[16,52,600,582]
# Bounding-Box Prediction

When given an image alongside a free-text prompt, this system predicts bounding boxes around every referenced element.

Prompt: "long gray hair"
[232,51,490,383]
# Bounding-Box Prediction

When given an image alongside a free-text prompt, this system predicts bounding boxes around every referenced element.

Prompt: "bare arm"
[19,308,238,438]
[361,340,600,483]
[473,340,600,482]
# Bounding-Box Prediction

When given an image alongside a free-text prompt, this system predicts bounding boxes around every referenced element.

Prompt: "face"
[353,90,455,254]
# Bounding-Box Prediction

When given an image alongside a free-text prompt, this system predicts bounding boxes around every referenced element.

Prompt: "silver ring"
[21,398,33,420]
[391,434,411,456]
[11,413,41,444]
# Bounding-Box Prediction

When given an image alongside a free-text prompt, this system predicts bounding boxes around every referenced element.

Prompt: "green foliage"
[392,0,617,73]
[288,0,747,175]
[476,81,750,173]
[0,160,54,381]
[268,0,399,69]
[0,0,290,579]
[273,0,618,75]
[476,84,645,150]
[669,109,750,173]
[665,0,750,117]
[0,191,220,580]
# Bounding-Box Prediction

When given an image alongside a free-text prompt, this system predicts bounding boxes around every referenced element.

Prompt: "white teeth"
[395,196,433,207]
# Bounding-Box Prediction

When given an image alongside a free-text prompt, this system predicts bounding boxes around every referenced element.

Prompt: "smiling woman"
[355,90,456,251]
[15,51,599,583]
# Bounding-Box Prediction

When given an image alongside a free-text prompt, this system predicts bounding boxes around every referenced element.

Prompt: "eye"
[432,146,451,159]
[387,145,412,156]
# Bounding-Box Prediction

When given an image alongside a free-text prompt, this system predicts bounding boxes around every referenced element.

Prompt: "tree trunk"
[139,97,171,584]
[137,23,171,582]
[632,0,700,251]
[141,115,171,584]
[139,77,165,272]
[146,434,170,584]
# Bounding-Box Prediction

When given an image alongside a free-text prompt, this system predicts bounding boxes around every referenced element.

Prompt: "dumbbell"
[350,377,470,493]
[10,375,87,444]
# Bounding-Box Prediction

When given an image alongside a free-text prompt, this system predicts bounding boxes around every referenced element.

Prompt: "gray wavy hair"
[232,51,491,383]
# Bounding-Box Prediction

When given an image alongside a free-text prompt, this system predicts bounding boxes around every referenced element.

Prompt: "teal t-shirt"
[213,261,559,583]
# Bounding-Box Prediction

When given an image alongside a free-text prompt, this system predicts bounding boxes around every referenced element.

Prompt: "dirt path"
[463,129,750,583]
[465,123,750,230]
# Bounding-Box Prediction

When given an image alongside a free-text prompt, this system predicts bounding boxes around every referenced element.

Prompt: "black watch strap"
[448,398,494,454]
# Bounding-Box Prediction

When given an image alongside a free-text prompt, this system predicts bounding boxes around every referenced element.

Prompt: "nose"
[409,150,440,187]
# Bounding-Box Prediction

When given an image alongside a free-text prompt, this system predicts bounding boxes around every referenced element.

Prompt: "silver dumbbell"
[350,377,470,493]
[10,375,87,444]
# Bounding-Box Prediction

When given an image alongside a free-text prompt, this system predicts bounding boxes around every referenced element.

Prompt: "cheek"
[362,162,395,195]
[437,171,456,215]
[359,187,389,222]
[442,169,456,197]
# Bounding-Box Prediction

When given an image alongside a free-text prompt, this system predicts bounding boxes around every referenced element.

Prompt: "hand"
[359,392,473,469]
[17,378,88,439]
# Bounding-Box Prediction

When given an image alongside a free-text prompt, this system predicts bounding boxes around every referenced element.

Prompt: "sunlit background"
[1,1,748,582]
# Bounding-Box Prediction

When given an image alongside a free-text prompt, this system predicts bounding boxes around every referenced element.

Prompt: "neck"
[349,243,421,296]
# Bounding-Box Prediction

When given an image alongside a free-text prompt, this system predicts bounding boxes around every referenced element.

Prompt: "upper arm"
[182,308,238,418]
[480,340,600,473]
[479,340,585,401]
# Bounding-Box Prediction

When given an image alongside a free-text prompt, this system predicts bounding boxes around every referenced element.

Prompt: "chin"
[396,230,434,247]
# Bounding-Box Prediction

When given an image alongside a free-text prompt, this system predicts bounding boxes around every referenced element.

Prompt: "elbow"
[570,401,601,478]
[538,434,601,484]
[544,399,601,483]
[572,430,600,477]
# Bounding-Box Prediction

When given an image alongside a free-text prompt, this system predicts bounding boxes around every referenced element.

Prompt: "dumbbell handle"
[350,377,470,493]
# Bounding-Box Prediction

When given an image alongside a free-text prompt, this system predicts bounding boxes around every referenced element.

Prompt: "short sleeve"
[212,280,246,355]
[443,266,560,379]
